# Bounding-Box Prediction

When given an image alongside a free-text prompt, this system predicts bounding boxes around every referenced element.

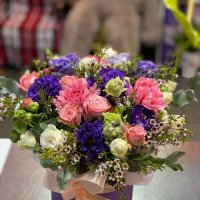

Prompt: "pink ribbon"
[43,169,154,199]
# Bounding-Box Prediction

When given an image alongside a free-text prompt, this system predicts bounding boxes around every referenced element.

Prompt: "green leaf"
[40,118,57,130]
[132,145,155,161]
[188,72,200,90]
[0,76,19,95]
[127,159,139,172]
[166,151,185,163]
[57,168,72,190]
[164,0,200,48]
[40,158,57,171]
[9,130,20,143]
[171,89,198,107]
[13,120,27,134]
[165,160,184,171]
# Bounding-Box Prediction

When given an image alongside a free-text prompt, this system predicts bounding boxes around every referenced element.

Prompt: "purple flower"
[130,105,155,130]
[27,75,61,102]
[99,68,125,91]
[49,53,79,75]
[107,53,131,65]
[87,76,96,88]
[136,61,158,78]
[77,120,108,160]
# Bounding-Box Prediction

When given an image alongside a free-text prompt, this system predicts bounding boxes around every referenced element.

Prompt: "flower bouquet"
[0,48,196,200]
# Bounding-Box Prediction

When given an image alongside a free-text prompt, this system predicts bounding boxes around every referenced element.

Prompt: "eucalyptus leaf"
[0,76,19,95]
[165,160,184,171]
[188,72,200,90]
[171,89,198,107]
[57,168,72,190]
[166,151,185,163]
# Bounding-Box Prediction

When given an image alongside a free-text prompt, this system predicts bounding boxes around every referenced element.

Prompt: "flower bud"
[27,102,39,113]
[22,98,33,108]
[14,110,27,119]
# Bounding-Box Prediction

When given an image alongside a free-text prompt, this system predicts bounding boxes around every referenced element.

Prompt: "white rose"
[40,124,65,149]
[17,131,36,150]
[110,138,129,159]
[102,48,117,58]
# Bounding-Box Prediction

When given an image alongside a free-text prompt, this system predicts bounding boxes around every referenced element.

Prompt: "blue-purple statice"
[77,120,108,160]
[49,53,79,75]
[130,105,155,131]
[107,53,131,65]
[87,76,96,88]
[27,75,61,102]
[136,61,158,78]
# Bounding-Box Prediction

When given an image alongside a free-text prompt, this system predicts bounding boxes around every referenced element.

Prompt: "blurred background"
[0,0,200,200]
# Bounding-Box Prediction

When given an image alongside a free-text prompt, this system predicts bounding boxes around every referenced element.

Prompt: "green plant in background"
[164,0,200,50]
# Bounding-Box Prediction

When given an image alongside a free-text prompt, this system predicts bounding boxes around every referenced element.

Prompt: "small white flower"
[0,117,3,122]
[102,48,117,59]
[10,93,16,98]
[40,124,65,149]
[168,115,186,135]
[0,103,3,108]
[15,103,21,111]
[17,131,36,149]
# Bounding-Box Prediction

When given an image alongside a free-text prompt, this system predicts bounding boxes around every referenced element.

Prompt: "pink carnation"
[58,103,82,126]
[124,125,147,145]
[17,71,39,92]
[134,77,167,112]
[55,76,94,108]
[83,94,111,117]
[126,84,134,96]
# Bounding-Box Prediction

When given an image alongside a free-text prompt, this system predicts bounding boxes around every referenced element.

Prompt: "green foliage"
[9,130,20,143]
[13,120,27,134]
[0,76,19,96]
[171,72,200,107]
[39,118,57,130]
[127,151,185,174]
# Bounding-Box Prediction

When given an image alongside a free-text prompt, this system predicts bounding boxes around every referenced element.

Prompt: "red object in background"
[0,0,62,68]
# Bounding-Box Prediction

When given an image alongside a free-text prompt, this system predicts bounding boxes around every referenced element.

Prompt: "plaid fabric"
[0,0,62,67]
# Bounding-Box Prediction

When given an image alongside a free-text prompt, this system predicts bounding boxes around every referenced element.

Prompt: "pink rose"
[17,71,39,92]
[83,94,111,117]
[22,97,33,108]
[55,76,97,109]
[134,77,167,112]
[124,125,147,145]
[58,103,82,126]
